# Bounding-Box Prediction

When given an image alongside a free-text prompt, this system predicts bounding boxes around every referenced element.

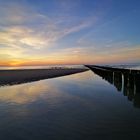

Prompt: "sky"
[0,0,140,66]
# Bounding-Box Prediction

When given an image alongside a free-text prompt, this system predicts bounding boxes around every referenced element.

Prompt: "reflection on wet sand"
[0,73,91,105]
[0,82,53,104]
[0,79,75,105]
[87,66,140,108]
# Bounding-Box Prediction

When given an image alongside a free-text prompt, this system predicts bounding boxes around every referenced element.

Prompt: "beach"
[0,68,88,86]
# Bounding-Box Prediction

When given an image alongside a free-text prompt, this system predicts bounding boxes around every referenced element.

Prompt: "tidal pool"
[0,70,140,140]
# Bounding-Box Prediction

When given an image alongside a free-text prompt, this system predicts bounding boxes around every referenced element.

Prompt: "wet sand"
[0,68,88,86]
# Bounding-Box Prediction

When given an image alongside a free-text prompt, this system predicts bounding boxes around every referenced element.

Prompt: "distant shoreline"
[0,68,88,86]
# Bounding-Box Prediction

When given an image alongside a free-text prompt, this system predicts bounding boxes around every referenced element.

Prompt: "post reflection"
[89,67,140,108]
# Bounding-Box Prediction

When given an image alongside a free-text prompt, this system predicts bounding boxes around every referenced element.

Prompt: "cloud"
[73,39,140,64]
[0,0,94,66]
[1,0,138,66]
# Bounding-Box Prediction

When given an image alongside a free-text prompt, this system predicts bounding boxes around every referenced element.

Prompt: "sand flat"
[0,68,88,86]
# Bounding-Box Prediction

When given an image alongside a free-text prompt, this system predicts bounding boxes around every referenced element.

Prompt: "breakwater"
[85,65,140,108]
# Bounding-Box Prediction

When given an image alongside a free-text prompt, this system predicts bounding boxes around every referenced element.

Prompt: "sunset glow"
[0,0,140,66]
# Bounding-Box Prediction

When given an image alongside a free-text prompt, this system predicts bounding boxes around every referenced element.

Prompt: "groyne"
[85,65,140,108]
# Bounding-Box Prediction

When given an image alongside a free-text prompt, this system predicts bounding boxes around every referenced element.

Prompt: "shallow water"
[0,70,140,140]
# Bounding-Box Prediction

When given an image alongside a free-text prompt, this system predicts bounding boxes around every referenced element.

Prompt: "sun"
[9,61,22,67]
